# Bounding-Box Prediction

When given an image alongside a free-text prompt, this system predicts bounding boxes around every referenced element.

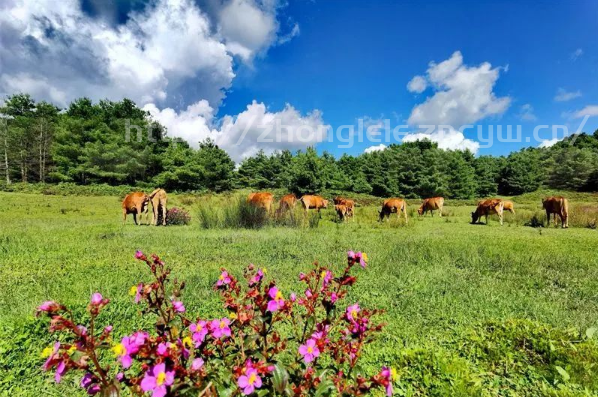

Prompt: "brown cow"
[418,197,444,217]
[503,200,515,214]
[149,188,168,226]
[122,192,150,225]
[277,193,297,215]
[379,198,408,223]
[542,196,569,228]
[299,195,329,217]
[247,192,274,213]
[334,196,355,218]
[335,204,349,222]
[471,199,504,225]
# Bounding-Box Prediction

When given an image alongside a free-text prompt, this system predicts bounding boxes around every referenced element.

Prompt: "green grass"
[1,191,598,396]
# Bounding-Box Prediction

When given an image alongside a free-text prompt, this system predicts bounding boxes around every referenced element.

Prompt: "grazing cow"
[277,193,297,215]
[418,197,444,217]
[299,195,329,217]
[334,196,355,218]
[122,192,150,225]
[379,198,408,223]
[542,196,569,228]
[335,204,349,221]
[149,188,168,226]
[503,200,515,214]
[247,192,274,213]
[471,199,504,225]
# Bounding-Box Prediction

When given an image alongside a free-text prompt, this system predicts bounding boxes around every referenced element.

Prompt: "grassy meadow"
[1,190,598,396]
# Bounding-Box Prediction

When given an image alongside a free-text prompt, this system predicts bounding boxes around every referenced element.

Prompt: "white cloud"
[145,100,329,163]
[0,0,296,108]
[539,138,560,148]
[217,0,278,61]
[277,23,300,45]
[364,144,387,154]
[573,105,598,118]
[402,127,480,153]
[554,88,582,102]
[402,51,509,153]
[407,51,511,129]
[518,104,537,121]
[571,48,583,61]
[407,75,427,93]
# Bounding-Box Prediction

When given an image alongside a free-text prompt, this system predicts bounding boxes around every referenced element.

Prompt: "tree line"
[2,94,598,198]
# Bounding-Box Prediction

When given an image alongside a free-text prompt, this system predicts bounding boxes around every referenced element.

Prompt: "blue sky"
[2,0,597,161]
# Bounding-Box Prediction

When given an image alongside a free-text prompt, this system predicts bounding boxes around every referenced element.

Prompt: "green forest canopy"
[2,94,598,198]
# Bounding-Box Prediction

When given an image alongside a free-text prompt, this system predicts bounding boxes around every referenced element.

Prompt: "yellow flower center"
[351,310,358,318]
[362,253,368,262]
[248,373,257,385]
[67,346,76,355]
[112,343,125,357]
[219,274,225,280]
[321,271,327,278]
[307,346,313,354]
[41,346,53,358]
[182,337,192,348]
[220,321,226,329]
[261,268,267,274]
[275,291,283,300]
[129,285,137,296]
[391,367,397,381]
[229,312,238,320]
[156,372,166,386]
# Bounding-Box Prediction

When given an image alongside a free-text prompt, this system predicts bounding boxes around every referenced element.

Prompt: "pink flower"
[290,292,297,302]
[356,252,367,268]
[299,272,306,281]
[346,303,360,322]
[298,338,320,363]
[191,358,204,371]
[321,270,333,289]
[90,293,103,306]
[172,300,185,313]
[210,318,231,339]
[330,292,338,303]
[37,301,59,313]
[305,289,313,298]
[238,368,262,395]
[76,325,87,336]
[80,373,100,395]
[113,332,147,368]
[140,363,175,397]
[135,250,144,259]
[156,342,171,357]
[217,271,232,287]
[42,342,60,371]
[103,325,113,333]
[190,321,209,346]
[133,284,143,303]
[347,250,356,260]
[380,366,394,396]
[55,361,67,383]
[267,286,285,312]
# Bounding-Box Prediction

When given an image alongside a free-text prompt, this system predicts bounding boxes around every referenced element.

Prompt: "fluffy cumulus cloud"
[554,88,582,102]
[573,105,598,118]
[538,138,560,148]
[364,144,387,154]
[145,100,329,162]
[0,0,298,107]
[403,51,510,153]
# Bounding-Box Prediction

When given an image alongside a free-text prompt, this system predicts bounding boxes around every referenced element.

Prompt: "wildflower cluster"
[165,207,191,226]
[36,249,396,396]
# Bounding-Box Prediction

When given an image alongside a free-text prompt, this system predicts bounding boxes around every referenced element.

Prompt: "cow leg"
[161,203,167,226]
[499,212,503,226]
[133,212,138,225]
[439,207,443,217]
[485,214,489,225]
[123,209,127,225]
[545,211,550,227]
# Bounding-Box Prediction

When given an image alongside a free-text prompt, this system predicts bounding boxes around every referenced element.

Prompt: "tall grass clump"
[223,196,270,229]
[197,204,221,229]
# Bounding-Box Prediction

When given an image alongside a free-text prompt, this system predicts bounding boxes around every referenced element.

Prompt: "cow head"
[417,205,424,216]
[322,199,329,208]
[471,211,479,224]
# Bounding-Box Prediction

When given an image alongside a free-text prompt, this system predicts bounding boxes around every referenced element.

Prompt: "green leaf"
[555,366,570,382]
[272,364,289,393]
[314,379,335,397]
[585,327,597,339]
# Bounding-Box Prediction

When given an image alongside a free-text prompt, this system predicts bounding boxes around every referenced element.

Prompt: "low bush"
[35,250,397,396]
[165,207,191,226]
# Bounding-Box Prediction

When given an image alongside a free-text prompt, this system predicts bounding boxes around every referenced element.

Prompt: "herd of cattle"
[122,189,570,228]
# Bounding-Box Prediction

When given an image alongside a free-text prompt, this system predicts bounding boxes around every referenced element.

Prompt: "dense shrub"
[35,250,398,396]
[165,207,191,226]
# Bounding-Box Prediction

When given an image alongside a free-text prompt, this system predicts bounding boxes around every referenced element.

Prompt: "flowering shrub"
[36,250,396,396]
[165,207,191,226]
